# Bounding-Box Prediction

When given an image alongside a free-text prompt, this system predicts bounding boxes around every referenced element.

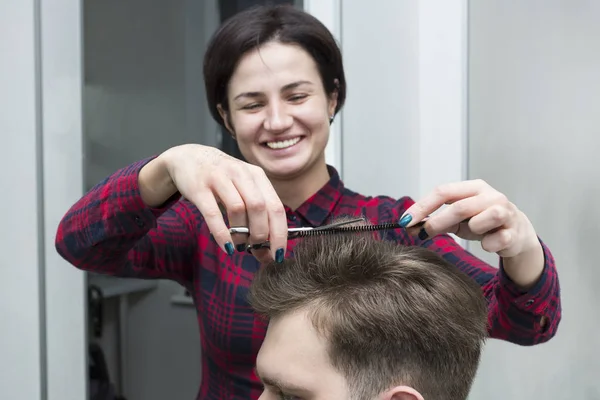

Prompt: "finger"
[454,219,481,241]
[231,169,270,251]
[212,176,249,252]
[420,196,487,236]
[252,168,287,262]
[191,188,234,255]
[468,204,513,235]
[400,179,488,228]
[481,228,513,254]
[249,247,274,265]
[406,217,480,241]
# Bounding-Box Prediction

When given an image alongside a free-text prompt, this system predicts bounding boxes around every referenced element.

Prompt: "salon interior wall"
[466,1,599,399]
[83,0,219,398]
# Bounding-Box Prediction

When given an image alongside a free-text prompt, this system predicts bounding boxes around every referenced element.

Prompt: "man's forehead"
[256,310,352,398]
[264,310,325,351]
[256,311,328,384]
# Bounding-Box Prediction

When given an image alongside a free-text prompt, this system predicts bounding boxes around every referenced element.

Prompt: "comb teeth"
[244,221,419,252]
[293,222,401,237]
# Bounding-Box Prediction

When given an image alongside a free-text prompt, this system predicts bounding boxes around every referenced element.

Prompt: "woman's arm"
[413,231,559,346]
[55,156,199,285]
[389,196,561,346]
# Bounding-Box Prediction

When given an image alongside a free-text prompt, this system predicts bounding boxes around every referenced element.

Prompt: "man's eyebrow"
[233,80,314,101]
[254,367,311,394]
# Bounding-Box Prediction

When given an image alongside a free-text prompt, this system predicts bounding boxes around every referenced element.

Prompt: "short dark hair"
[203,4,346,127]
[249,221,488,400]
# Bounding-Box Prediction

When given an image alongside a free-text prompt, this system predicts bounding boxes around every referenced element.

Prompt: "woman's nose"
[263,105,293,132]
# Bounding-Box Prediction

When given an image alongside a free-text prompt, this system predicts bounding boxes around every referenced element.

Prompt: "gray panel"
[468,1,600,399]
[82,0,219,398]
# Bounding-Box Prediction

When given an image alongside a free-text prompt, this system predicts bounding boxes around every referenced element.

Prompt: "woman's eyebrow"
[233,80,314,101]
[233,91,262,101]
[281,80,313,91]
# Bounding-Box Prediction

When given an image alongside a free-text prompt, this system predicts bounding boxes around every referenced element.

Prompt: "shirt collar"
[285,165,344,227]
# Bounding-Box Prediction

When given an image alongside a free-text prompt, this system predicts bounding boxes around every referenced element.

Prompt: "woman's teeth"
[266,137,301,149]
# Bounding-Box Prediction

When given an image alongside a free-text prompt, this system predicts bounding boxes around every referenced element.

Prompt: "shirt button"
[289,215,297,221]
[525,299,535,306]
[135,216,145,228]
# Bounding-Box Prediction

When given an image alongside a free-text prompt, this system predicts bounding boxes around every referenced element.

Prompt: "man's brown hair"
[248,221,488,400]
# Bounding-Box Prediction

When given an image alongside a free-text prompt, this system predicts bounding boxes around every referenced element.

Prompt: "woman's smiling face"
[220,41,337,180]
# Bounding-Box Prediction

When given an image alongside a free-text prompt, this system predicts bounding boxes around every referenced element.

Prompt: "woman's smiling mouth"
[265,136,302,149]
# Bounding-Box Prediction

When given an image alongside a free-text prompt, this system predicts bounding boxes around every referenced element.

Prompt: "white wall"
[341,1,421,198]
[304,0,343,172]
[41,2,88,400]
[340,0,467,201]
[467,1,600,398]
[0,1,44,398]
[0,1,87,399]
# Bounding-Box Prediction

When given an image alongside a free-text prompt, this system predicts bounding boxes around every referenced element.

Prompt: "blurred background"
[1,0,598,399]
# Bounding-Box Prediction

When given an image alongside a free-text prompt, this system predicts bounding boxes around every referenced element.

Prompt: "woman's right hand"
[139,144,288,263]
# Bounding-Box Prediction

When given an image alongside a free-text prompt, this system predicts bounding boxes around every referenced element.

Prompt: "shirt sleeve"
[55,156,200,285]
[386,196,562,346]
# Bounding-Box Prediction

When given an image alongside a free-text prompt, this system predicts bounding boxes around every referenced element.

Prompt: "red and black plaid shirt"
[56,157,561,400]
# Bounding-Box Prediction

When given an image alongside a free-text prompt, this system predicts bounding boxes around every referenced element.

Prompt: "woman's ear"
[328,79,339,118]
[217,104,235,137]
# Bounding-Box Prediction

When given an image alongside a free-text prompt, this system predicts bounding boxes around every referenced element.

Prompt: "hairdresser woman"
[56,5,561,400]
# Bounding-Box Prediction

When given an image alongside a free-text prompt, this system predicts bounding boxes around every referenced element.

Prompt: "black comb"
[240,219,427,252]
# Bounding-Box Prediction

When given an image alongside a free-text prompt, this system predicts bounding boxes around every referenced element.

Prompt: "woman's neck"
[270,162,331,211]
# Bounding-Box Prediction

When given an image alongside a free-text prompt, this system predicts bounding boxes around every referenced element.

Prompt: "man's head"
[248,223,488,400]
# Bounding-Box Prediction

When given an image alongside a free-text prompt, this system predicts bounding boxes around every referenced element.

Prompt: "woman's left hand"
[400,179,540,259]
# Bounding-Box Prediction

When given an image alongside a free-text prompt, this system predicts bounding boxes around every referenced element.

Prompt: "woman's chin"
[260,156,312,180]
[263,163,305,179]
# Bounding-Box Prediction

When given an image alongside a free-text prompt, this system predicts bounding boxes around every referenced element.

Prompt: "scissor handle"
[227,226,317,253]
[228,226,314,237]
[245,242,270,253]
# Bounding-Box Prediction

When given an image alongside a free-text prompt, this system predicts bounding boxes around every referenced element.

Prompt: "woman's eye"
[288,94,308,102]
[242,103,262,110]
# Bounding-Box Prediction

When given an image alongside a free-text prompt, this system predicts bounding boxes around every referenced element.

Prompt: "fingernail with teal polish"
[418,227,429,241]
[236,243,246,253]
[275,248,285,263]
[225,242,235,256]
[398,214,413,228]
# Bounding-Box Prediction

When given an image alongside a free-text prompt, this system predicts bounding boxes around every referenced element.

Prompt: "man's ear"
[217,104,235,137]
[380,386,424,400]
